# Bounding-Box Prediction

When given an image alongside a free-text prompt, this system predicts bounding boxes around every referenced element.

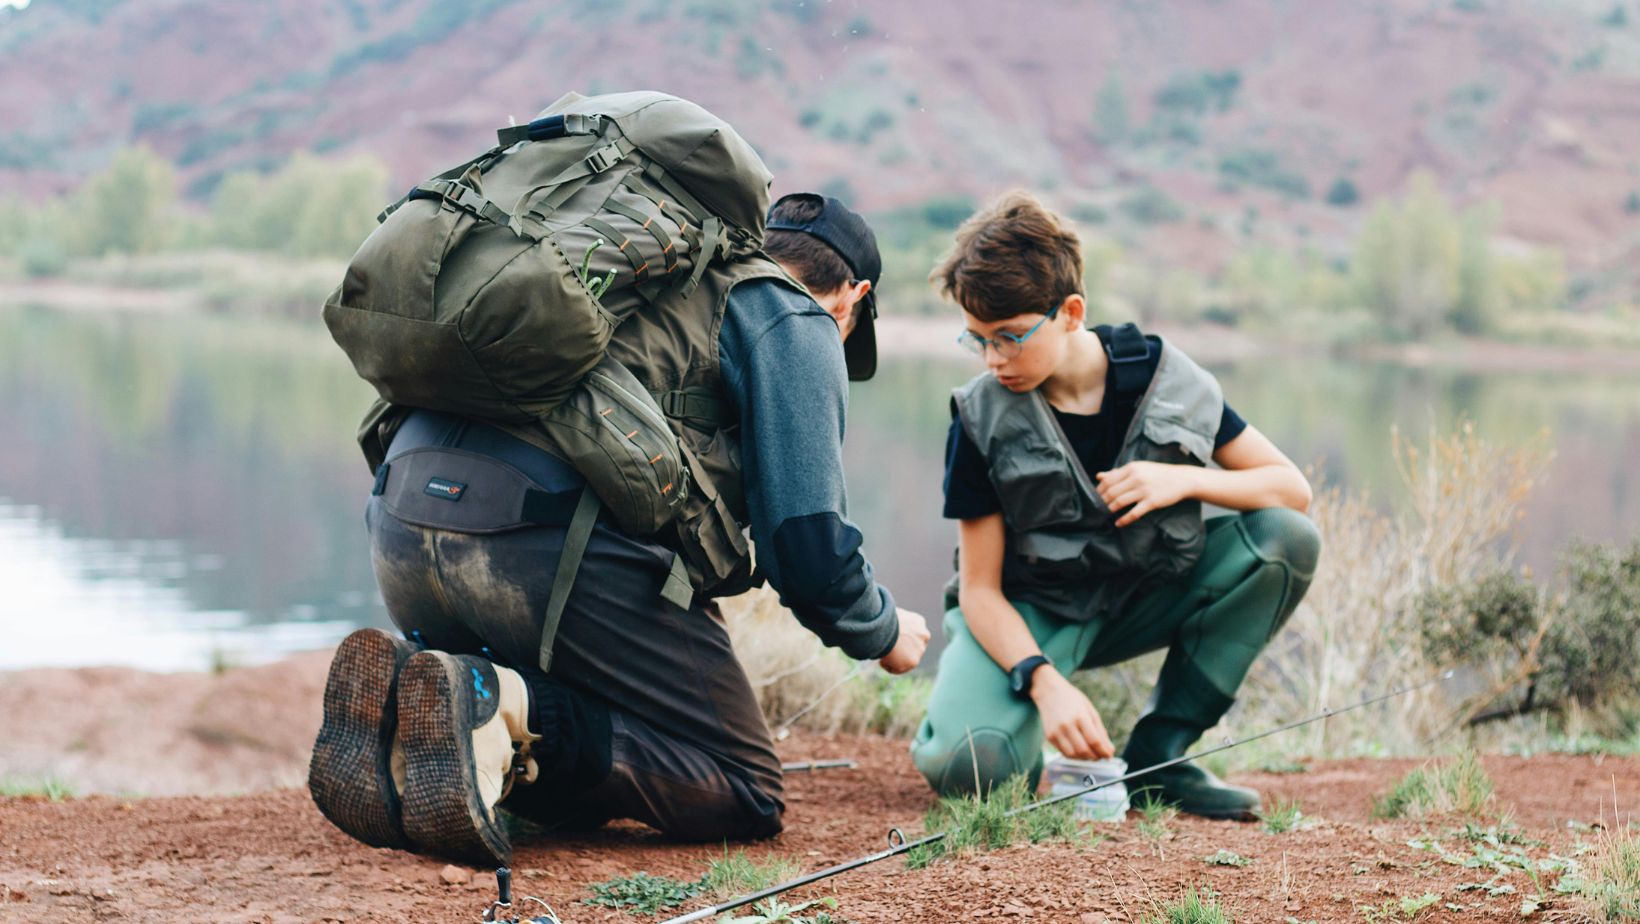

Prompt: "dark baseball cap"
[766,193,881,381]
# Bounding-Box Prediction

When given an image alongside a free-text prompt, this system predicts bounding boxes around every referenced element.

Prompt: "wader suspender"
[1103,322,1152,394]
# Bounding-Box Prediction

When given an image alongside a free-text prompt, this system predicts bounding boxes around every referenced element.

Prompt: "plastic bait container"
[1042,755,1130,822]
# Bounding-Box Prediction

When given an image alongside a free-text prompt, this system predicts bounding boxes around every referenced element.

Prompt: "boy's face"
[960,296,1079,392]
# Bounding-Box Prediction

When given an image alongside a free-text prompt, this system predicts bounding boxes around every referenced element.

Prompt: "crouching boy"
[910,191,1320,819]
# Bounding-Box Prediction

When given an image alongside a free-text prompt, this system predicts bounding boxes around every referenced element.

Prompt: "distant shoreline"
[5,275,1639,376]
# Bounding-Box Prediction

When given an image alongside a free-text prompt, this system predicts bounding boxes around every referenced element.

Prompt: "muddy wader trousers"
[366,498,785,842]
[911,508,1321,797]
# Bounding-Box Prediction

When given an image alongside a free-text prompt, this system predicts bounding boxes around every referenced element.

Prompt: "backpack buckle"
[582,142,623,175]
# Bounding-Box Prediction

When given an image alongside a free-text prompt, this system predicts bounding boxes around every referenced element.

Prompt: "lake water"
[2,302,1636,671]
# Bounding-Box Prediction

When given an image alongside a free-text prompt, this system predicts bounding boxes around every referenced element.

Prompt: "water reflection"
[1,303,1635,670]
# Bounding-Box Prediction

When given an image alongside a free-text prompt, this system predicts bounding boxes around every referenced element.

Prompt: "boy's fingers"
[1055,724,1091,761]
[1115,501,1153,527]
[1108,488,1143,511]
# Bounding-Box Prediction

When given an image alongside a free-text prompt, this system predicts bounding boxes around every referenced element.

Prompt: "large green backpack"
[323,90,773,542]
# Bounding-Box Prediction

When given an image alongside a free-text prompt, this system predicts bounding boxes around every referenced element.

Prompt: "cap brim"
[843,291,878,382]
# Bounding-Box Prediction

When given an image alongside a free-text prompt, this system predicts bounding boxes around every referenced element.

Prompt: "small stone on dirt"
[439,865,470,886]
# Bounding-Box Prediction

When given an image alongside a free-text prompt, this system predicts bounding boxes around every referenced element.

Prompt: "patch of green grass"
[1358,892,1440,922]
[1370,752,1494,820]
[1573,824,1640,920]
[1257,797,1304,834]
[703,849,801,898]
[1139,884,1234,924]
[903,775,1083,869]
[0,775,75,801]
[1201,848,1253,867]
[1136,790,1180,842]
[583,871,705,915]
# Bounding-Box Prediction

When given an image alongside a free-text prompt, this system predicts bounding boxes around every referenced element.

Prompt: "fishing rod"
[475,671,1452,924]
[654,670,1454,924]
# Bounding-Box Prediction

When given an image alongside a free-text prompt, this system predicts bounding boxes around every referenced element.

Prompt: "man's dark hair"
[765,194,854,297]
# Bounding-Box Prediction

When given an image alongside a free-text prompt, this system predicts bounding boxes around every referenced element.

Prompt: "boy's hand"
[1095,461,1199,527]
[1030,669,1115,760]
[878,608,930,674]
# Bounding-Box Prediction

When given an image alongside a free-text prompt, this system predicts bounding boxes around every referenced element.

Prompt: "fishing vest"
[950,325,1223,618]
[355,253,807,603]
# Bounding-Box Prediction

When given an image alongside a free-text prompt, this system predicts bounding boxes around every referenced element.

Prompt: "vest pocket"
[1119,502,1206,580]
[991,440,1083,532]
[1136,417,1215,465]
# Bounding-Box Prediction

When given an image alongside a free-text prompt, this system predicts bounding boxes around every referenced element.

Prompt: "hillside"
[4,0,1640,287]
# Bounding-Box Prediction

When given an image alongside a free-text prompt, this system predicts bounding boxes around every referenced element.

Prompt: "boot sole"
[309,628,415,850]
[397,651,512,868]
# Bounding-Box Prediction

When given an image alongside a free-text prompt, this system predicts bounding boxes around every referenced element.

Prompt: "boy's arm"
[958,512,1113,760]
[1095,425,1311,527]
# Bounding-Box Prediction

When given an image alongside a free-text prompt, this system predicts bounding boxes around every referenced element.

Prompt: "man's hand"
[878,608,930,674]
[1095,461,1199,527]
[1030,669,1115,760]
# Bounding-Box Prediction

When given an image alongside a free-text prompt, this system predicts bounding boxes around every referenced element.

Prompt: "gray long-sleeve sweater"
[717,279,900,661]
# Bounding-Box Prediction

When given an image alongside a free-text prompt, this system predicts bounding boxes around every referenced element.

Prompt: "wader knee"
[1239,507,1321,577]
[1238,507,1321,634]
[914,727,1035,798]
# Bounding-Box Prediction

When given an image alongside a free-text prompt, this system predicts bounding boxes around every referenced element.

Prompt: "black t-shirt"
[942,327,1248,520]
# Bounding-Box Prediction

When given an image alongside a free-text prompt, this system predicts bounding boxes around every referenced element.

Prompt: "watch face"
[1009,670,1025,694]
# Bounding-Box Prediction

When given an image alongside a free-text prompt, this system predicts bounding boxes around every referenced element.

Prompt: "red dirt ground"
[3,659,1638,923]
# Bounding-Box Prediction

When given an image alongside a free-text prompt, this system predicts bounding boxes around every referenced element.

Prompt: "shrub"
[1575,824,1640,920]
[1236,422,1552,757]
[1537,539,1640,713]
[1120,186,1185,225]
[18,236,69,278]
[1326,177,1360,207]
[1217,148,1311,199]
[720,587,930,737]
[1370,751,1495,819]
[1139,885,1234,924]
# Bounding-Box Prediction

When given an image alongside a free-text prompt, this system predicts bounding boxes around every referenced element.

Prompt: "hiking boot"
[1122,659,1261,821]
[396,650,540,867]
[308,628,419,849]
[1125,758,1262,820]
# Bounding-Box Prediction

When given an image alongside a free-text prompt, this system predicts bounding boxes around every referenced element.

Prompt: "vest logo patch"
[424,477,467,501]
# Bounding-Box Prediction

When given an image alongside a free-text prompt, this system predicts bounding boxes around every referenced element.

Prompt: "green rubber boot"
[1121,659,1260,820]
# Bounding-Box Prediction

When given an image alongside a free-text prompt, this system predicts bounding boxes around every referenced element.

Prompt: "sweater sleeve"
[717,279,900,661]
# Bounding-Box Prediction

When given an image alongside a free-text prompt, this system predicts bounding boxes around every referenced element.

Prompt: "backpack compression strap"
[536,490,693,673]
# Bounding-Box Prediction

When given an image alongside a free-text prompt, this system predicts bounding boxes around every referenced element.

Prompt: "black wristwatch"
[1008,654,1053,699]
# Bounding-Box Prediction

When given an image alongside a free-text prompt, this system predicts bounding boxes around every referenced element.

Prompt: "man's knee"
[1240,507,1321,579]
[913,726,1032,798]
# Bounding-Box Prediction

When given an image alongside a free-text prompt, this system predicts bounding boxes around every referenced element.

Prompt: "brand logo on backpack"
[424,477,467,501]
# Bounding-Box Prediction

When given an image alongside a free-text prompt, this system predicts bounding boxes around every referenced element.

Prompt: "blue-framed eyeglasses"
[956,302,1061,360]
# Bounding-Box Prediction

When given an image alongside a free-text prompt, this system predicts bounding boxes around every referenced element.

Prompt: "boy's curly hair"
[929,190,1082,322]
